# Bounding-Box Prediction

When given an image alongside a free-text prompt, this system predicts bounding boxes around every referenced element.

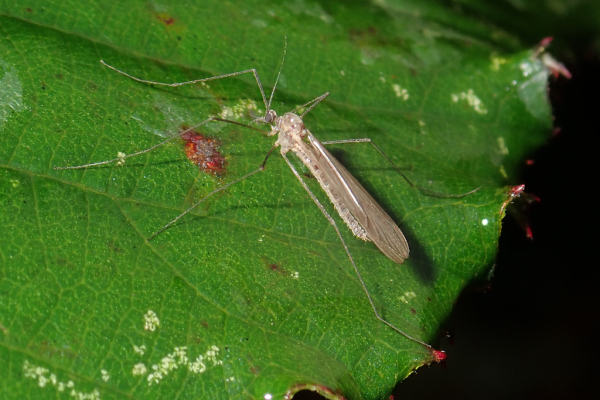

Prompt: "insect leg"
[282,153,433,348]
[147,144,279,241]
[54,118,228,170]
[101,60,272,112]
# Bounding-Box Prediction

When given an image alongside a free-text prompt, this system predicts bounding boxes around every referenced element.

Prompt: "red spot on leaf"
[526,159,535,166]
[180,126,227,176]
[156,14,175,25]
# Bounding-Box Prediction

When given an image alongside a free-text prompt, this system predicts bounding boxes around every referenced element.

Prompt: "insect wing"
[308,134,409,263]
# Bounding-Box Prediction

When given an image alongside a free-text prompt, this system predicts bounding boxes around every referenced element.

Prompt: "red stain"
[526,159,535,166]
[267,263,286,275]
[180,126,227,176]
[410,308,416,314]
[431,349,447,362]
[156,14,175,25]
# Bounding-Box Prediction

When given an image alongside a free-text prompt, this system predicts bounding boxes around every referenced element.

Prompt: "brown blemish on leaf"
[180,126,227,176]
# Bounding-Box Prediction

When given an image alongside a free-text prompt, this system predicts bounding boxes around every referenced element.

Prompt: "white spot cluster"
[292,271,300,279]
[132,363,147,376]
[451,89,488,114]
[133,345,223,386]
[133,344,146,355]
[100,369,109,382]
[219,99,259,120]
[399,291,417,304]
[392,84,409,100]
[22,360,100,399]
[116,152,127,166]
[144,310,160,331]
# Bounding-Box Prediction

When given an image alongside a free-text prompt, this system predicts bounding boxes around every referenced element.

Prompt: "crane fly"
[54,41,478,353]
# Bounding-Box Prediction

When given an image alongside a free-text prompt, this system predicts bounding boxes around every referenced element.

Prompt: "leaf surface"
[0,1,553,399]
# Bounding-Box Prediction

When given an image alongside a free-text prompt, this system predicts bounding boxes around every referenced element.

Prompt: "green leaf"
[1,1,552,399]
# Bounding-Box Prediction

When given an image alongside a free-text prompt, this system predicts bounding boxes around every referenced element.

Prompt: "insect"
[55,42,477,352]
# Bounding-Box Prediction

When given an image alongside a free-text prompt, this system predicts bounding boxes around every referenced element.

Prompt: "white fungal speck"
[116,151,127,166]
[22,360,100,399]
[399,291,417,304]
[101,369,110,382]
[136,344,223,386]
[144,310,160,331]
[133,344,146,355]
[264,394,273,400]
[219,99,258,120]
[132,363,147,376]
[392,84,409,100]
[451,89,487,114]
[482,219,489,226]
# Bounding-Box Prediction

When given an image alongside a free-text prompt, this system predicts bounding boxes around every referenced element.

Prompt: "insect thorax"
[275,112,308,154]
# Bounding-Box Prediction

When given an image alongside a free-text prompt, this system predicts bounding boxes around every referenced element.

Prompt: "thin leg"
[147,145,279,240]
[321,138,479,198]
[101,38,290,117]
[282,154,433,349]
[101,61,272,113]
[54,117,268,170]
